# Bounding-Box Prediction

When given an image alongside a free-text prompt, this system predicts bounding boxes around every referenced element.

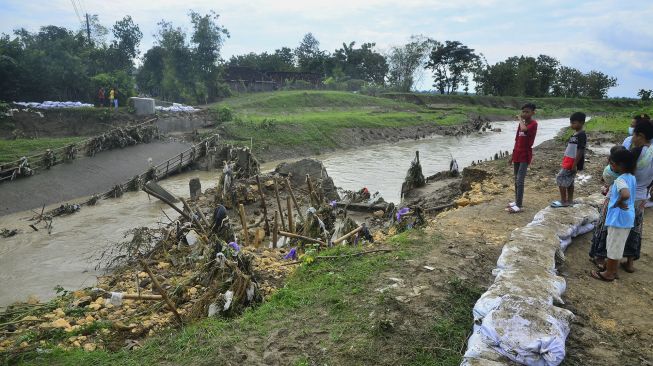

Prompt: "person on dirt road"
[506,103,538,213]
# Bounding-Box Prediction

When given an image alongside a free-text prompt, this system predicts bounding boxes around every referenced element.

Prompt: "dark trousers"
[513,162,528,207]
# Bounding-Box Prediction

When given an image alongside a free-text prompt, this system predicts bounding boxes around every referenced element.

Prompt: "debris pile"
[0,150,424,358]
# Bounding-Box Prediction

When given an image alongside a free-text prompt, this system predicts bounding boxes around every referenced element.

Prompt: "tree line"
[0,12,622,104]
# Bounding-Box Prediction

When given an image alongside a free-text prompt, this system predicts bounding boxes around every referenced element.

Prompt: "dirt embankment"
[420,134,652,365]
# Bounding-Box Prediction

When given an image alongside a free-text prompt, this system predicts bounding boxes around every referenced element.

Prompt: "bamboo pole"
[238,204,250,246]
[286,196,294,233]
[255,175,271,235]
[333,226,363,245]
[120,293,163,301]
[285,177,304,221]
[273,178,287,231]
[179,197,208,235]
[278,230,326,246]
[273,211,279,249]
[138,259,183,325]
[306,174,318,206]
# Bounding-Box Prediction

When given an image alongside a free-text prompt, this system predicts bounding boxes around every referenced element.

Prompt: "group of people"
[506,104,653,282]
[97,87,119,110]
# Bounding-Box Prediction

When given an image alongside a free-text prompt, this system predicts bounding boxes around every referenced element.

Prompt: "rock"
[274,159,340,200]
[157,261,171,269]
[83,343,97,352]
[456,197,471,207]
[26,295,39,304]
[51,318,71,329]
[88,303,102,311]
[21,315,39,322]
[264,180,275,189]
[373,210,385,218]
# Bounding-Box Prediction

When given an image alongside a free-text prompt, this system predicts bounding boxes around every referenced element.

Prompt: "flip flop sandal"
[590,270,615,282]
[506,202,517,208]
[507,206,522,214]
[590,258,606,270]
[550,201,568,208]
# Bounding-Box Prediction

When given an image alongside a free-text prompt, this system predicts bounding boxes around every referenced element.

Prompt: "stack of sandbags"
[13,101,94,109]
[462,200,601,366]
[155,103,198,112]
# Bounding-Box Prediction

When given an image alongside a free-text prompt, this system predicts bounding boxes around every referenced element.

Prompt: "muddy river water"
[0,118,569,307]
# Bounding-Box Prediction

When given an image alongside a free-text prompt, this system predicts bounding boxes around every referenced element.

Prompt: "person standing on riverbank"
[507,103,538,213]
[590,148,637,281]
[590,121,653,272]
[552,112,586,208]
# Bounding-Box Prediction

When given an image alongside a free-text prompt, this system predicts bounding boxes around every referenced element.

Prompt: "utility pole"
[85,13,91,43]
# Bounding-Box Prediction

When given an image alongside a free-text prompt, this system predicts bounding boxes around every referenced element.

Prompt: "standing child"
[97,87,105,108]
[590,148,637,282]
[552,112,587,207]
[109,88,115,110]
[507,103,538,213]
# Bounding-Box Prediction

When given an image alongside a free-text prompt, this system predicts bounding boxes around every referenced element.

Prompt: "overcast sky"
[1,0,651,97]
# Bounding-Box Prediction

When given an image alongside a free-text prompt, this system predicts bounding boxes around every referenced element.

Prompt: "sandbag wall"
[461,194,603,366]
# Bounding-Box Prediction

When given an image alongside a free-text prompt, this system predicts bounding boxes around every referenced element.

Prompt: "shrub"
[214,106,234,122]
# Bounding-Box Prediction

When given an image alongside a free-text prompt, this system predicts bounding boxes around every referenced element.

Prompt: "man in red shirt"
[507,103,538,213]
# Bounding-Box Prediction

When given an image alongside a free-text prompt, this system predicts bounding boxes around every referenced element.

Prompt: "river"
[0,118,569,307]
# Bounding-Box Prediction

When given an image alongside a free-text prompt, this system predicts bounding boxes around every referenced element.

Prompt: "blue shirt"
[606,173,636,228]
[622,136,633,150]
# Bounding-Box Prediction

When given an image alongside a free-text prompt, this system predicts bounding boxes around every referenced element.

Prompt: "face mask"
[628,127,635,135]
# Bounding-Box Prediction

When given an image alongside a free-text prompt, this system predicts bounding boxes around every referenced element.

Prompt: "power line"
[70,0,83,23]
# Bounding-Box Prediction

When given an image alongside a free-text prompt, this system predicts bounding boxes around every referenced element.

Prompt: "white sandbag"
[473,269,566,322]
[479,296,574,366]
[529,204,599,252]
[463,325,513,365]
[495,239,557,273]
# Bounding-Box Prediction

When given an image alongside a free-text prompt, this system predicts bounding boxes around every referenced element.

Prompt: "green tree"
[426,40,479,94]
[387,36,434,92]
[551,66,584,98]
[295,33,327,75]
[111,16,142,70]
[535,54,559,97]
[332,41,388,84]
[637,89,652,101]
[583,70,617,99]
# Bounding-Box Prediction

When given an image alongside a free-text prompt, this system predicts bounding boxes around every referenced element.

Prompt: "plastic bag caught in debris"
[108,292,124,307]
[223,290,234,311]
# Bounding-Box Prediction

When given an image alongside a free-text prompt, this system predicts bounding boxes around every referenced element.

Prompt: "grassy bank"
[210,91,647,156]
[0,137,85,164]
[12,231,482,366]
